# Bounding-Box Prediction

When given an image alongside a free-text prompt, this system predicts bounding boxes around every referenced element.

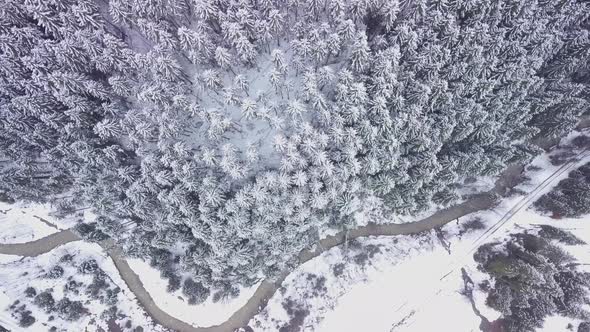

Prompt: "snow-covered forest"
[535,161,590,218]
[1,0,590,301]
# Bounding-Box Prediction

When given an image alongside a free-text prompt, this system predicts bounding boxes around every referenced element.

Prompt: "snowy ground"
[249,232,441,331]
[0,242,166,332]
[250,130,590,332]
[0,201,97,245]
[127,258,259,327]
[318,234,481,332]
[0,202,59,244]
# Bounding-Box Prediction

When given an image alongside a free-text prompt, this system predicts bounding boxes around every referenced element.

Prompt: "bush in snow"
[10,303,36,328]
[74,222,109,242]
[45,265,64,279]
[182,278,210,305]
[55,297,87,321]
[572,135,590,149]
[64,279,83,295]
[86,272,109,299]
[24,287,37,298]
[59,254,74,263]
[78,259,99,274]
[460,217,486,234]
[165,271,182,293]
[18,311,35,327]
[104,287,121,306]
[100,305,119,321]
[212,284,240,304]
[33,290,55,313]
[537,225,585,245]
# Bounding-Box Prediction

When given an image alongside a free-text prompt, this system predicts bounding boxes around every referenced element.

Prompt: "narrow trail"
[0,128,587,332]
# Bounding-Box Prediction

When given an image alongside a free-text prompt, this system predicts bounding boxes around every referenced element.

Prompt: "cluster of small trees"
[535,162,590,218]
[16,254,125,328]
[32,288,88,322]
[8,300,36,328]
[1,0,590,299]
[474,229,590,332]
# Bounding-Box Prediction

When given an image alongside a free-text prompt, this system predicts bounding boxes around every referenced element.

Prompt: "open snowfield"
[249,232,441,331]
[0,202,59,244]
[317,235,482,332]
[0,201,97,245]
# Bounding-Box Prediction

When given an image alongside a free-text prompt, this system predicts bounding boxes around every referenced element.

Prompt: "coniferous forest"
[475,230,590,332]
[535,162,590,218]
[1,0,590,301]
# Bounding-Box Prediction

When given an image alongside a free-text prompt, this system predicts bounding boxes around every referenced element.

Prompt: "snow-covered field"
[248,218,486,332]
[0,201,97,245]
[127,258,259,327]
[0,202,59,244]
[317,235,482,332]
[0,242,165,332]
[249,232,441,331]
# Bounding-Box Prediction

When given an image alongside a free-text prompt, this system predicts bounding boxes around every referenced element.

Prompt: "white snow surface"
[318,239,480,332]
[314,211,499,332]
[540,315,581,332]
[127,258,259,327]
[0,201,58,244]
[0,201,99,244]
[0,242,164,332]
[249,233,441,331]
